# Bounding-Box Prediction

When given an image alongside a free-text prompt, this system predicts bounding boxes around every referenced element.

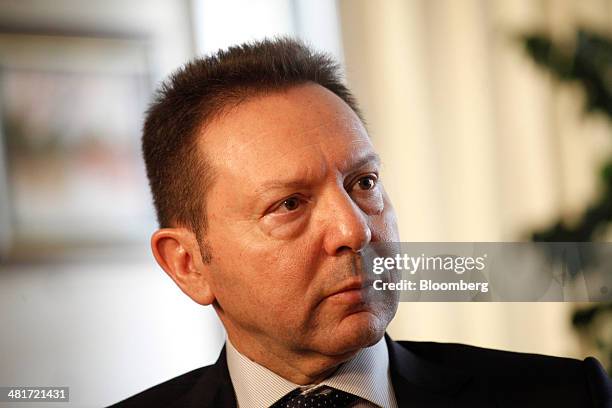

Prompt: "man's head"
[143,38,400,380]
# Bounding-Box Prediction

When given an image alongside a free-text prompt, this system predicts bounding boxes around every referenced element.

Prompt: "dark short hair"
[142,37,364,243]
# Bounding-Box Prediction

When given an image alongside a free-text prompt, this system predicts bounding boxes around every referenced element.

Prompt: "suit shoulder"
[396,339,590,377]
[394,340,611,406]
[108,365,214,408]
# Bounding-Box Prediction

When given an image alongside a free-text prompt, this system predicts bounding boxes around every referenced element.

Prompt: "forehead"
[200,84,374,178]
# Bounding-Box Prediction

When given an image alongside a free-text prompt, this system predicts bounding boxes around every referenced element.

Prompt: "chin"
[319,311,388,356]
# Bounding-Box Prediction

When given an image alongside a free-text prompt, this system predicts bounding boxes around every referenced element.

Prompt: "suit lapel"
[386,335,483,407]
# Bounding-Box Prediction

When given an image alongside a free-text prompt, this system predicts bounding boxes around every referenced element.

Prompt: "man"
[111,38,611,407]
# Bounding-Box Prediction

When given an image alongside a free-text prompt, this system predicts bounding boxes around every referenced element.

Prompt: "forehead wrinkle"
[283,117,367,146]
[252,144,327,198]
[254,133,374,182]
[237,120,368,181]
[233,115,367,158]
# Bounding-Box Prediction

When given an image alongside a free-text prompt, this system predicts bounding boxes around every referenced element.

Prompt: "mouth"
[325,279,370,304]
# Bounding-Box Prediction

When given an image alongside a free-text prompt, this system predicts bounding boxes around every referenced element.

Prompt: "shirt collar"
[226,337,396,408]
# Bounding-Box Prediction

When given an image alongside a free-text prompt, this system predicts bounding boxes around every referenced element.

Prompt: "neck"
[225,331,359,385]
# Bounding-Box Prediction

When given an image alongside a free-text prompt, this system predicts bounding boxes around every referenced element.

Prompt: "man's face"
[200,83,399,357]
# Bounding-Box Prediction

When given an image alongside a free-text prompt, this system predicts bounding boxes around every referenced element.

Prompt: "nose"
[321,188,372,256]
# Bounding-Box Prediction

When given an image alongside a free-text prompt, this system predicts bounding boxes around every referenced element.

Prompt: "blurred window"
[191,0,344,65]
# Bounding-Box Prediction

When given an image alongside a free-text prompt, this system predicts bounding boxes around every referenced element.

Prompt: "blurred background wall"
[0,0,610,406]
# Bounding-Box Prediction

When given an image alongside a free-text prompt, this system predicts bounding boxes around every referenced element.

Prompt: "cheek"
[210,245,324,332]
[260,245,320,292]
[210,241,319,304]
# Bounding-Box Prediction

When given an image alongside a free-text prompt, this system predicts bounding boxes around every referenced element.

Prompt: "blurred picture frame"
[0,30,156,262]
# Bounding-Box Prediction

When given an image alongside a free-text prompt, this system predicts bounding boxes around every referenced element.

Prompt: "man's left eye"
[353,175,378,191]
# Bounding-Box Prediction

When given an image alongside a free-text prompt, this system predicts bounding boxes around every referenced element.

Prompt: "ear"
[151,228,215,305]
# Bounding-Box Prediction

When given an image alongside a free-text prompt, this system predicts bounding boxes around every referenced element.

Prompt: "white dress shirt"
[226,337,398,408]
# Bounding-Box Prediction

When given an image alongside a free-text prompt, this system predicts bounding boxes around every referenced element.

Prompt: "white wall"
[0,257,224,408]
[0,1,226,407]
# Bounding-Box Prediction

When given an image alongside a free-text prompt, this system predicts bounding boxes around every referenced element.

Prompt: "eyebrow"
[253,152,382,198]
[341,152,381,174]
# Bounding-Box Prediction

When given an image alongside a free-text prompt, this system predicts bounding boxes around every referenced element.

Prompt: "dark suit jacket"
[109,335,612,407]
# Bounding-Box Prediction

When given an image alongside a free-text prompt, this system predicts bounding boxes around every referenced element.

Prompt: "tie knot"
[271,385,359,408]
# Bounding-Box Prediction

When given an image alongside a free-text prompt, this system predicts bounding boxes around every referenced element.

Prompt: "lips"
[325,278,372,304]
[328,280,366,296]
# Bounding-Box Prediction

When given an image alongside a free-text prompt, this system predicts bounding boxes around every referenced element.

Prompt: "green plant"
[522,29,612,371]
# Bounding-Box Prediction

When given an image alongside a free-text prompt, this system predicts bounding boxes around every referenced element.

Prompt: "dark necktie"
[270,385,360,408]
